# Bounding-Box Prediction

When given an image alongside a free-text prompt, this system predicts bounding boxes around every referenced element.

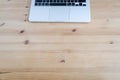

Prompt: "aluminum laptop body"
[29,0,91,22]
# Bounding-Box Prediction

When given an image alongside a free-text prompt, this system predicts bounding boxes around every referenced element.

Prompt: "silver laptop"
[29,0,91,22]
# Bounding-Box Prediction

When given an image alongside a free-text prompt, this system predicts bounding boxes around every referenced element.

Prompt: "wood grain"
[0,0,120,80]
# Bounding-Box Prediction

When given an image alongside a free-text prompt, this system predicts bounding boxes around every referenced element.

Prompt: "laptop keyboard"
[35,0,86,6]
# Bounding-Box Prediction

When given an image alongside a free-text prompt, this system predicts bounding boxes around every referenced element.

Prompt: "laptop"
[29,0,91,22]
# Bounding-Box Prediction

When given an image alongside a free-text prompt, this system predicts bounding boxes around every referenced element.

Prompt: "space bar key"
[49,3,66,6]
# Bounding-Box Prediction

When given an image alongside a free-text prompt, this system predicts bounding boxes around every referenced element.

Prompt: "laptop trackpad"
[49,7,70,22]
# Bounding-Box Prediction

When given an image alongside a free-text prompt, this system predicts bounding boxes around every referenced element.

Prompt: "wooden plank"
[0,36,119,43]
[0,52,120,72]
[0,72,120,80]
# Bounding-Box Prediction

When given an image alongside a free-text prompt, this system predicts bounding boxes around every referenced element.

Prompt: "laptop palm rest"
[49,7,70,22]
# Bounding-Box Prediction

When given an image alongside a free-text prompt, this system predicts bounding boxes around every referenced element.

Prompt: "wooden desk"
[0,0,120,80]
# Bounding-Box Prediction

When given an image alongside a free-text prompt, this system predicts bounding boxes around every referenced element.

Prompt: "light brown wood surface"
[0,0,120,80]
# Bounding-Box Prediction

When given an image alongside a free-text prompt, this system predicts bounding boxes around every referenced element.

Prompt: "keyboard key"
[65,0,67,2]
[49,3,66,6]
[75,2,79,5]
[78,0,86,2]
[50,0,53,2]
[36,0,42,2]
[75,0,77,2]
[44,2,49,5]
[42,0,46,2]
[71,3,74,6]
[67,0,70,2]
[79,3,82,6]
[71,0,74,2]
[83,4,86,6]
[39,2,41,5]
[67,3,71,6]
[35,3,38,6]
